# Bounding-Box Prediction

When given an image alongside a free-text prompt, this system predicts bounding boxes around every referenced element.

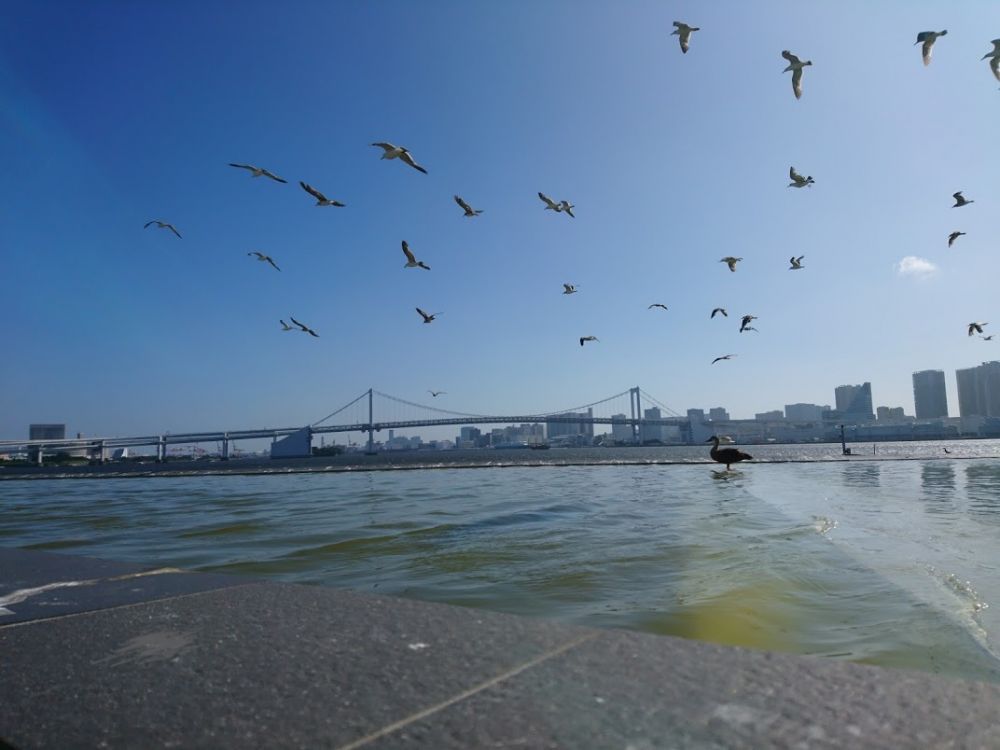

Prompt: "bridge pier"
[35,447,44,467]
[221,435,230,461]
[98,440,107,464]
[156,437,166,463]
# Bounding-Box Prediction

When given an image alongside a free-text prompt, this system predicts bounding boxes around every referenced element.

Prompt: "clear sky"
[4,1,1000,440]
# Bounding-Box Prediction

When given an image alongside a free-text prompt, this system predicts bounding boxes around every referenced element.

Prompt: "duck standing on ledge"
[706,435,753,470]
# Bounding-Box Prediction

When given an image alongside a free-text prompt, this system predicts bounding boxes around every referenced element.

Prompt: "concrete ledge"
[2,547,1000,748]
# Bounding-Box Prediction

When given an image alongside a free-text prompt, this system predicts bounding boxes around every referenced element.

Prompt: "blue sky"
[4,1,1000,440]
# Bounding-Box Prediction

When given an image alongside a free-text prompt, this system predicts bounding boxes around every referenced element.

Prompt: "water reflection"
[842,462,880,489]
[920,463,956,514]
[965,464,1000,522]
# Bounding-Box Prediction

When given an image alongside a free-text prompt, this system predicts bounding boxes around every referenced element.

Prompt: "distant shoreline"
[1,443,996,481]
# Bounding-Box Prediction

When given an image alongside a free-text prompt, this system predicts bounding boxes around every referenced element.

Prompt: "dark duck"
[706,436,753,470]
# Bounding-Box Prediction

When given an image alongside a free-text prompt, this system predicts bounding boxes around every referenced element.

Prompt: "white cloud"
[895,256,938,278]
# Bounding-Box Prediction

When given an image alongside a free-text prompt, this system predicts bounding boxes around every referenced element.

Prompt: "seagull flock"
[142,21,1000,373]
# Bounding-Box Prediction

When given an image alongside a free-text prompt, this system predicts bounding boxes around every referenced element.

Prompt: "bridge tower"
[366,388,376,454]
[629,386,642,444]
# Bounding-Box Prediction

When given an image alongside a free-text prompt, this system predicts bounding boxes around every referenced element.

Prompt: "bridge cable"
[638,390,683,418]
[312,390,371,427]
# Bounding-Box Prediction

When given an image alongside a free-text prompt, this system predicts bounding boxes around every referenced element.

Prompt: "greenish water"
[3,455,1000,683]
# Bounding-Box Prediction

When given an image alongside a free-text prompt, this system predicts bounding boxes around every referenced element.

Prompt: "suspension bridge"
[1,387,692,465]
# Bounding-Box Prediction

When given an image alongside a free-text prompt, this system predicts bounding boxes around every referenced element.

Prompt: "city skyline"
[5,2,1000,438]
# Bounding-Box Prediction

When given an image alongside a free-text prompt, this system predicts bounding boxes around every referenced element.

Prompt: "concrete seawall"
[3,546,1000,748]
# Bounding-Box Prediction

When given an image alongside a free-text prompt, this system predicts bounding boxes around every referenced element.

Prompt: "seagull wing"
[538,192,558,209]
[790,166,803,183]
[306,327,319,337]
[562,203,576,218]
[300,181,327,202]
[228,163,255,172]
[922,38,935,65]
[992,56,1000,81]
[782,50,801,65]
[791,68,803,99]
[267,256,281,271]
[371,142,395,152]
[416,307,431,322]
[454,195,472,213]
[261,168,287,183]
[144,220,157,229]
[167,224,181,238]
[290,317,308,331]
[399,150,428,174]
[402,241,417,264]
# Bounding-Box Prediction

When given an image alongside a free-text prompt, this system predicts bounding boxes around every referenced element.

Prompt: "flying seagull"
[299,181,345,207]
[711,307,728,318]
[580,336,599,347]
[789,255,805,270]
[228,163,287,183]
[402,241,430,270]
[948,231,966,247]
[706,435,753,471]
[454,195,483,217]
[563,283,578,295]
[428,390,446,397]
[711,354,736,364]
[144,220,181,238]
[290,316,319,337]
[248,251,280,271]
[915,30,947,66]
[648,303,668,310]
[416,308,440,324]
[982,40,1000,81]
[671,21,699,54]
[280,319,294,331]
[788,166,814,188]
[781,50,812,100]
[559,200,576,218]
[720,256,742,272]
[538,192,563,212]
[953,191,974,207]
[968,322,988,336]
[371,142,427,174]
[739,314,757,332]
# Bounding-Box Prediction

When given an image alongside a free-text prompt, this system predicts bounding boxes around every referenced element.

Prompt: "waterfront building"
[29,424,65,440]
[546,409,594,439]
[956,362,1000,418]
[834,383,874,422]
[708,407,730,421]
[610,414,632,443]
[784,403,827,422]
[641,408,664,443]
[754,410,784,422]
[876,406,907,421]
[687,408,705,423]
[912,370,948,419]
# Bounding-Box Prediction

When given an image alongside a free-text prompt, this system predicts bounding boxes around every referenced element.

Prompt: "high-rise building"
[708,407,730,421]
[834,383,874,421]
[29,424,65,440]
[912,370,948,419]
[956,361,1000,417]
